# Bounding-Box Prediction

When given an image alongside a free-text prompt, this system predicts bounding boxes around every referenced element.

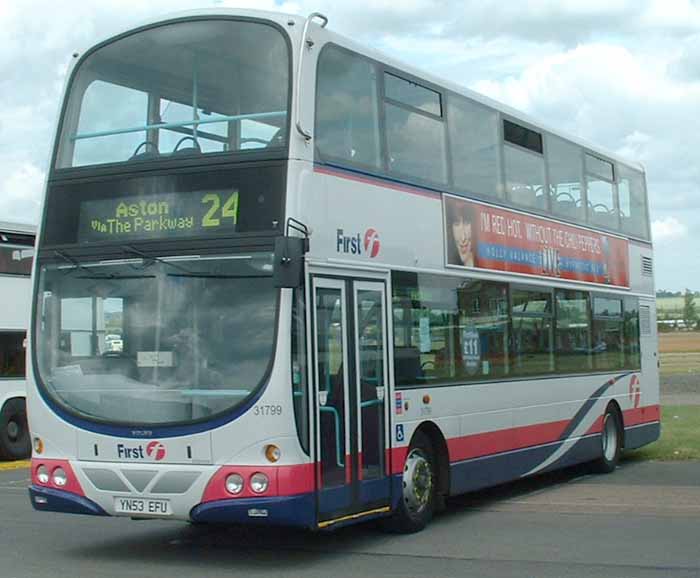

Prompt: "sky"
[1,0,698,291]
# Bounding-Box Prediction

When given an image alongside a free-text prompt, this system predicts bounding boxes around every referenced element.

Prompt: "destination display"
[41,164,286,247]
[78,190,239,243]
[444,195,630,288]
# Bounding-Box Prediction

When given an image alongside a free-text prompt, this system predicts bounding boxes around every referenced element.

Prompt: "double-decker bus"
[0,221,35,460]
[28,9,659,532]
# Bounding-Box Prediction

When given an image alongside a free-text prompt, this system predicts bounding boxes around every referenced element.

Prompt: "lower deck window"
[0,332,26,378]
[392,271,642,386]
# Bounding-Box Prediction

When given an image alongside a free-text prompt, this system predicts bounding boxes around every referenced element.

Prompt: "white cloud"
[0,162,44,224]
[652,216,688,243]
[1,0,700,289]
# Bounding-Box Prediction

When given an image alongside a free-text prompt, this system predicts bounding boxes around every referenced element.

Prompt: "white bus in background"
[27,9,658,533]
[0,221,34,459]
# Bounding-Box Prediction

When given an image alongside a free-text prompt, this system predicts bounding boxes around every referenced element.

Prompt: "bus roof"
[0,221,36,236]
[73,8,644,173]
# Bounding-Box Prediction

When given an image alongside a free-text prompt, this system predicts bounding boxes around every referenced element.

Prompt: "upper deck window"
[384,73,442,116]
[56,19,289,169]
[585,154,618,230]
[617,165,649,239]
[547,135,584,222]
[448,95,502,199]
[315,46,381,169]
[503,121,546,210]
[383,73,447,184]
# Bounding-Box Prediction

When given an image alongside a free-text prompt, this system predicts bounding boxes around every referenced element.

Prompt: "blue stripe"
[315,162,443,197]
[36,377,270,439]
[449,435,600,496]
[29,486,107,516]
[190,493,316,528]
[624,422,660,450]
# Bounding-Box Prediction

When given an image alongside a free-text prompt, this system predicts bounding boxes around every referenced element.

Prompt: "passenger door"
[311,276,392,528]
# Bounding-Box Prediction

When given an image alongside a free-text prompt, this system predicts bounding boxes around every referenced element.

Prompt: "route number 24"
[201,191,239,227]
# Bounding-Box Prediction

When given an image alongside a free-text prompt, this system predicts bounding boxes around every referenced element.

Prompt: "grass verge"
[625,405,700,461]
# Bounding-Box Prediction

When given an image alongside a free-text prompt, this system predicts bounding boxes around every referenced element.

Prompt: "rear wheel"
[383,431,435,533]
[592,405,622,473]
[0,399,31,460]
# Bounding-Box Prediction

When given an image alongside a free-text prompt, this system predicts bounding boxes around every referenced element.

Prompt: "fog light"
[36,465,49,484]
[52,467,68,487]
[250,472,269,494]
[225,473,244,495]
[33,437,44,455]
[265,444,281,463]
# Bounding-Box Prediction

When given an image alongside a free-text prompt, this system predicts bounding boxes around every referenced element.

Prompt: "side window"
[555,290,591,372]
[511,288,554,375]
[503,120,547,211]
[0,245,33,276]
[455,280,510,380]
[391,272,509,386]
[448,96,502,199]
[0,332,26,378]
[586,154,618,230]
[623,297,641,369]
[315,46,381,169]
[591,297,624,371]
[384,73,447,184]
[617,165,649,239]
[547,135,584,222]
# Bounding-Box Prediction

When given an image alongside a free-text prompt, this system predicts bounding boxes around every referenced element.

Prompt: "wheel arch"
[606,399,625,449]
[0,394,27,414]
[410,421,450,500]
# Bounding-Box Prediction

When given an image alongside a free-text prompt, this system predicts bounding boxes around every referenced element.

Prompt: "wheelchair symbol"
[396,424,405,442]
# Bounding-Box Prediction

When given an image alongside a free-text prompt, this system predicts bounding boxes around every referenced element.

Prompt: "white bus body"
[0,221,35,459]
[28,10,658,532]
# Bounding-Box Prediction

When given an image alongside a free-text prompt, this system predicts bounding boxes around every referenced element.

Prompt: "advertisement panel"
[444,195,629,288]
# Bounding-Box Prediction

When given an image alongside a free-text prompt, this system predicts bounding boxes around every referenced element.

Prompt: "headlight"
[52,467,68,487]
[250,472,269,494]
[36,465,50,484]
[225,473,244,495]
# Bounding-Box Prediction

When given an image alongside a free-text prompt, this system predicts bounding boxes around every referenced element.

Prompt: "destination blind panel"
[42,163,286,246]
[78,190,240,243]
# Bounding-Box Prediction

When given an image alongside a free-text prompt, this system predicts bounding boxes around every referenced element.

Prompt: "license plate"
[114,497,171,516]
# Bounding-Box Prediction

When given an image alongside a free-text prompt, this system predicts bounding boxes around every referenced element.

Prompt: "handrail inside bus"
[319,405,344,468]
[70,111,287,141]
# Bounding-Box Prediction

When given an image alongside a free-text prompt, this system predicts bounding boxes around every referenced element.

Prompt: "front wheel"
[383,432,435,533]
[0,399,31,460]
[592,406,622,473]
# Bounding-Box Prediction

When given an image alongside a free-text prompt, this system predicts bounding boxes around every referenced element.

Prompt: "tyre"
[383,431,436,533]
[591,405,622,474]
[0,399,31,460]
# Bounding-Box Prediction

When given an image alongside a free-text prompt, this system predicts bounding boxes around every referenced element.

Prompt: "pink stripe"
[31,458,85,496]
[201,463,315,503]
[314,165,441,200]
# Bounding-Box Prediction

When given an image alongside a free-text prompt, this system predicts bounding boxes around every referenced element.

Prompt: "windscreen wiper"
[121,245,192,275]
[53,250,155,280]
[54,250,113,278]
[166,272,271,279]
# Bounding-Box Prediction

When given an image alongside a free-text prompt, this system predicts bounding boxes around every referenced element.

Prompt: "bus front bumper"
[189,493,316,528]
[29,485,107,516]
[29,484,316,528]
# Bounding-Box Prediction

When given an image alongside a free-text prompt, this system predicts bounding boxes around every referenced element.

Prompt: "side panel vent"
[641,256,653,276]
[640,305,652,336]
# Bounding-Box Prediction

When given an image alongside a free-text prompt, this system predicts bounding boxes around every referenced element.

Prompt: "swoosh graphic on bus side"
[522,371,634,477]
